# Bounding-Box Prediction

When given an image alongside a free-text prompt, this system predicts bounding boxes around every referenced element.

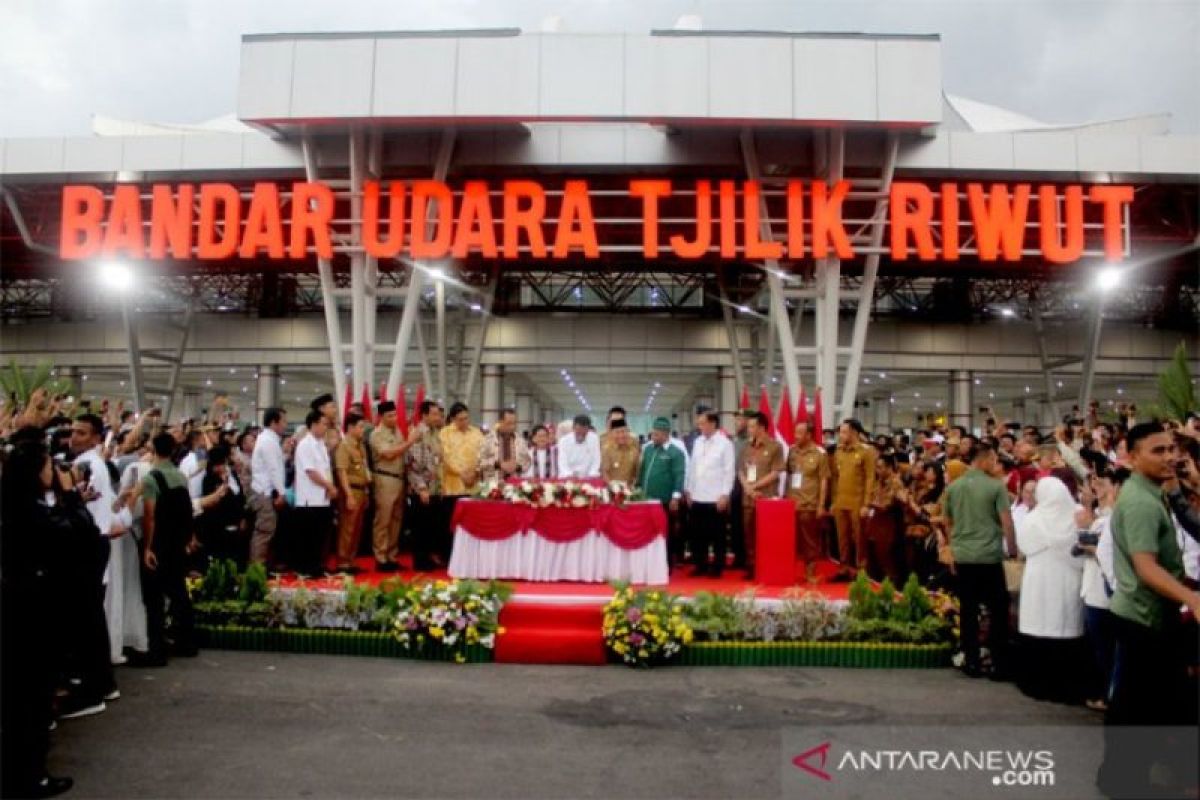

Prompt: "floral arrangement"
[841,573,951,644]
[602,583,693,667]
[475,479,638,508]
[391,579,510,663]
[683,589,846,642]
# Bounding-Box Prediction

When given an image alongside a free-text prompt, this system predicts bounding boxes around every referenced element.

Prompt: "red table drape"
[451,500,666,551]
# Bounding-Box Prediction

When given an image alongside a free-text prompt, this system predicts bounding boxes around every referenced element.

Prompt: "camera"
[1072,530,1099,557]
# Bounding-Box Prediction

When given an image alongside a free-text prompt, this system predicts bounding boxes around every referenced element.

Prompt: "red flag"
[378,382,388,403]
[758,385,775,437]
[342,383,353,432]
[812,387,825,446]
[411,385,425,429]
[739,384,751,410]
[796,385,809,426]
[360,383,373,423]
[776,387,795,446]
[396,384,410,437]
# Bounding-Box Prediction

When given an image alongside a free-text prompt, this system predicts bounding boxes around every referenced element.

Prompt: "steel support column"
[815,129,845,430]
[1078,300,1105,412]
[301,135,348,413]
[385,129,456,401]
[120,298,146,413]
[839,134,898,421]
[1031,305,1061,423]
[718,365,738,432]
[740,130,801,408]
[949,370,974,432]
[257,365,279,411]
[481,365,503,428]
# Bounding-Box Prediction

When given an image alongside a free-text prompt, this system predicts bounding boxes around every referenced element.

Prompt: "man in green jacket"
[638,417,686,567]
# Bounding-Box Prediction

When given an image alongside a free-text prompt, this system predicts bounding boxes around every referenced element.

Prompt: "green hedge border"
[677,641,952,668]
[196,625,493,663]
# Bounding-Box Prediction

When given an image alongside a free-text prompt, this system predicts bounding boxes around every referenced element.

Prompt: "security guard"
[334,412,372,573]
[787,420,831,584]
[830,418,876,580]
[369,401,414,573]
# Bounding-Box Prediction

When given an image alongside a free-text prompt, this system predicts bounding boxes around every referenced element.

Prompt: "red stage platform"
[273,556,854,665]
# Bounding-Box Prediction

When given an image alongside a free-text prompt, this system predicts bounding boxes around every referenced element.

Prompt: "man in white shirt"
[249,408,289,566]
[684,410,735,576]
[68,414,121,706]
[292,409,338,576]
[557,414,601,479]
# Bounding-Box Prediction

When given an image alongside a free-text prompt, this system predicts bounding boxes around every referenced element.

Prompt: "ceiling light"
[1096,266,1122,293]
[97,260,134,293]
[999,308,1016,318]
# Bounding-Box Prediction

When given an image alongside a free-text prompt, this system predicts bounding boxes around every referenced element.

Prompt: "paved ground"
[48,652,1099,799]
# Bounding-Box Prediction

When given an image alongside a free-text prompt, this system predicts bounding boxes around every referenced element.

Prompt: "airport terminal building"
[2,28,1197,433]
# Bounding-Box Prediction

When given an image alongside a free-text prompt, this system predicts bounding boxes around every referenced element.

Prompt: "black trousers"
[439,496,461,563]
[141,536,196,657]
[728,483,746,565]
[409,494,446,567]
[1,585,55,794]
[61,538,114,701]
[1098,614,1197,798]
[290,505,332,577]
[954,562,1010,671]
[689,502,727,571]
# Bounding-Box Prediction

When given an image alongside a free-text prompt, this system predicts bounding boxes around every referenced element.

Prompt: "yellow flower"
[637,649,649,658]
[643,613,658,624]
[613,642,628,654]
[649,592,660,600]
[454,653,467,663]
[429,626,444,639]
[683,630,694,643]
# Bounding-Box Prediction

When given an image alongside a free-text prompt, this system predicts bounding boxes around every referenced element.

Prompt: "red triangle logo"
[792,742,833,782]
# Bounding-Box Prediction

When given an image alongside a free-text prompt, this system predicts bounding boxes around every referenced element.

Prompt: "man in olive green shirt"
[1098,423,1200,799]
[942,443,1016,678]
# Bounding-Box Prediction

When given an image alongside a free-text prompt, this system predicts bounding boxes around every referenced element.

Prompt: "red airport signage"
[59,179,1132,264]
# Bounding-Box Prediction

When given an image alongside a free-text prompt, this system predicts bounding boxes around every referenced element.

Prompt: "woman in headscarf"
[1015,476,1087,703]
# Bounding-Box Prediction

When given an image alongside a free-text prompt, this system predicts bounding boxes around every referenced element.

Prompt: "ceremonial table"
[448,499,670,584]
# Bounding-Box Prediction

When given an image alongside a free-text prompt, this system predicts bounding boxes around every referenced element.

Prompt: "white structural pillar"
[481,365,503,428]
[718,365,738,431]
[515,392,533,430]
[949,370,973,432]
[257,365,278,410]
[815,130,845,431]
[182,389,202,421]
[873,394,892,433]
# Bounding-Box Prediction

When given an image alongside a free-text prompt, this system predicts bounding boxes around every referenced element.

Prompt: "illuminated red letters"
[57,179,1132,264]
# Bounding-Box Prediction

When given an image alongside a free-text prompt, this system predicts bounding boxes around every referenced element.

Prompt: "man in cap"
[601,419,641,485]
[637,417,687,566]
[830,418,877,580]
[369,400,418,572]
[557,414,601,478]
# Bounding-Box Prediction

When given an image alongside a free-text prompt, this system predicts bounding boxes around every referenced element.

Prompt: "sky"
[0,0,1196,137]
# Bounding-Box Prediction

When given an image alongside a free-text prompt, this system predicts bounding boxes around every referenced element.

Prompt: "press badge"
[747,465,757,483]
[791,473,803,490]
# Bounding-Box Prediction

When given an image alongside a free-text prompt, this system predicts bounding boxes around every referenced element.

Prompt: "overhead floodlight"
[469,303,482,312]
[1096,266,1123,293]
[426,266,445,281]
[999,307,1016,318]
[98,260,134,293]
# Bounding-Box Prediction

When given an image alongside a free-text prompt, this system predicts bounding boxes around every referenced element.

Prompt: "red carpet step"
[494,601,608,666]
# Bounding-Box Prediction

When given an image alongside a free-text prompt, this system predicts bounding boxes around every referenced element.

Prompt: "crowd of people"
[2,385,1199,796]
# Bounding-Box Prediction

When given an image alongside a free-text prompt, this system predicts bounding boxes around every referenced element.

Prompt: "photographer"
[197,445,246,568]
[1,433,79,797]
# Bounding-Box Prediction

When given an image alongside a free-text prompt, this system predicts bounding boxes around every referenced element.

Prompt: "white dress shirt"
[179,451,205,500]
[685,431,735,503]
[251,428,287,497]
[294,433,332,507]
[557,431,601,478]
[75,446,117,536]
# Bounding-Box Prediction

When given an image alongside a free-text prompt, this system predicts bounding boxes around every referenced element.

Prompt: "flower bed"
[602,573,954,668]
[189,560,510,664]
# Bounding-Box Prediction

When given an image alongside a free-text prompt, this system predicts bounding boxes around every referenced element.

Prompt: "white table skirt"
[448,527,670,584]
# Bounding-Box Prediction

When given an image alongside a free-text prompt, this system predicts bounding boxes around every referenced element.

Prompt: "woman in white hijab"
[1015,476,1087,703]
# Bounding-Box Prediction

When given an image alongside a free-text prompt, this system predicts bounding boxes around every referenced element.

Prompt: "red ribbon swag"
[450,500,667,551]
